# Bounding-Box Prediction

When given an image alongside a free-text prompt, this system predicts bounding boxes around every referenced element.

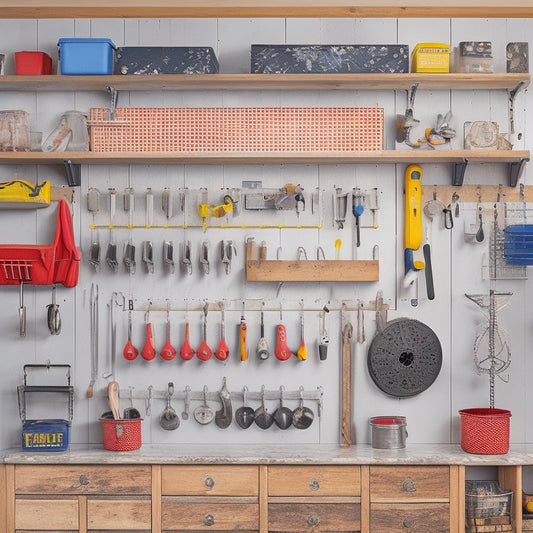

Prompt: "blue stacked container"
[58,37,116,75]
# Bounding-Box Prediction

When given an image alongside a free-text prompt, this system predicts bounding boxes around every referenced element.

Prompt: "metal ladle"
[194,385,215,425]
[273,385,293,430]
[292,388,314,430]
[254,386,274,430]
[159,382,180,430]
[235,386,255,429]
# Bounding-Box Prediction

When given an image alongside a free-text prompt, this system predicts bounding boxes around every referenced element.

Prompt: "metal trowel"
[215,377,232,429]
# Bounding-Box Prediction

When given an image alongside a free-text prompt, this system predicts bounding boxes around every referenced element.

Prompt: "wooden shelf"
[1,1,533,19]
[0,73,528,92]
[245,240,379,282]
[1,149,528,166]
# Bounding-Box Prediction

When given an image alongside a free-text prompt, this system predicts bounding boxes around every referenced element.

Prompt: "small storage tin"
[15,51,53,75]
[58,38,116,75]
[369,416,407,449]
[411,43,450,72]
[17,364,73,452]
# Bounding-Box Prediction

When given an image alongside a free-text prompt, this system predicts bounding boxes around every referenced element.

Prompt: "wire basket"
[465,481,512,526]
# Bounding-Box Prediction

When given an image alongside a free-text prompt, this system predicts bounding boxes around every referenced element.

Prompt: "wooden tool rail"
[245,239,379,282]
[422,184,533,205]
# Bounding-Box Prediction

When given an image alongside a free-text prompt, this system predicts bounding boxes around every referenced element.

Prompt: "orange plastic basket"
[459,408,511,455]
[101,418,142,451]
[88,107,384,153]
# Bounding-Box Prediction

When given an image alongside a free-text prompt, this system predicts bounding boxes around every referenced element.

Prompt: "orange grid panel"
[88,107,383,152]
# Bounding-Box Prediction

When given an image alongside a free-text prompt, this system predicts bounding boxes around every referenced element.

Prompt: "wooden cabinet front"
[87,497,152,530]
[15,497,79,531]
[371,502,450,533]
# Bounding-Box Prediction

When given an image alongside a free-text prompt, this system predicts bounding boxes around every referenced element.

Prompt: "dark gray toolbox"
[114,46,219,75]
[251,44,409,74]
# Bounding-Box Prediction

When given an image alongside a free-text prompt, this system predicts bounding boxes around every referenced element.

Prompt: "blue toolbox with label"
[114,46,219,75]
[251,44,409,74]
[17,364,73,451]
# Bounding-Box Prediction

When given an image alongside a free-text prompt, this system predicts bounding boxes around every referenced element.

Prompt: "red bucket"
[100,418,142,451]
[459,408,511,455]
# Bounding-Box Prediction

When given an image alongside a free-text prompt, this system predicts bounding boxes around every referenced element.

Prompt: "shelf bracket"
[507,80,529,135]
[509,157,529,187]
[63,159,81,187]
[452,158,468,186]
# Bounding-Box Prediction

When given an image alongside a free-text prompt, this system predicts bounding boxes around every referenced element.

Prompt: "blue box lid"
[58,38,116,49]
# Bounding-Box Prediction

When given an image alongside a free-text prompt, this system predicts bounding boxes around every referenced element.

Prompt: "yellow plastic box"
[411,43,450,72]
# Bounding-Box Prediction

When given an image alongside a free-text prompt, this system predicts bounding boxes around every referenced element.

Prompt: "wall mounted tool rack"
[114,384,324,416]
[245,238,379,282]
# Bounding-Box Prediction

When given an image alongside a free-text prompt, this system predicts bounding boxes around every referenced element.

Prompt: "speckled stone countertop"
[4,443,533,465]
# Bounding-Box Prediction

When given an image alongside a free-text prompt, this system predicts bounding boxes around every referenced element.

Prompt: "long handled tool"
[296,301,307,361]
[197,303,212,361]
[19,281,26,337]
[215,304,229,361]
[180,305,195,360]
[88,283,99,398]
[318,307,329,360]
[341,320,353,447]
[240,301,248,361]
[275,304,291,361]
[141,307,156,360]
[256,307,270,360]
[123,299,138,360]
[160,303,176,360]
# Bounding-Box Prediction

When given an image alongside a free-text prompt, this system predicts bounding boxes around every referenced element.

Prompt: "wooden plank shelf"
[0,73,529,92]
[1,1,533,19]
[245,240,379,282]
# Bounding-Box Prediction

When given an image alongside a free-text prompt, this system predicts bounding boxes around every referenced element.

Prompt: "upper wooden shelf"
[1,1,532,18]
[1,149,528,165]
[0,73,528,92]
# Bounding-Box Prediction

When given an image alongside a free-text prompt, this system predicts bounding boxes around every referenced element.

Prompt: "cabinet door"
[15,498,78,531]
[269,502,361,532]
[161,465,259,496]
[87,497,152,530]
[371,502,449,532]
[268,466,360,497]
[161,500,259,530]
[15,465,152,495]
[370,466,449,501]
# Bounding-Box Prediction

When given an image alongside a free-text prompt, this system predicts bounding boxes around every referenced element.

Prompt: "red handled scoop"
[215,305,229,361]
[160,308,176,361]
[275,324,291,361]
[123,307,138,361]
[141,310,156,360]
[180,321,195,360]
[197,303,212,361]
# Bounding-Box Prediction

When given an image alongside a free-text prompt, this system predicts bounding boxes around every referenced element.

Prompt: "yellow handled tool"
[296,305,307,361]
[404,164,425,284]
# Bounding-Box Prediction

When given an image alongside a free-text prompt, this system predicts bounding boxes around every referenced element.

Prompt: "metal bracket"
[509,157,529,187]
[452,158,468,186]
[63,159,81,187]
[508,80,529,135]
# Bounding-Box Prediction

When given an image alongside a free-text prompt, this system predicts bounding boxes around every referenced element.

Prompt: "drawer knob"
[204,514,215,526]
[309,478,320,491]
[403,516,415,528]
[402,477,416,492]
[79,475,89,486]
[205,476,215,488]
[307,514,320,527]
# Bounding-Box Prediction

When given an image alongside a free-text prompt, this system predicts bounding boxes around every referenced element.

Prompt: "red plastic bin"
[101,418,142,451]
[15,51,53,75]
[459,408,511,455]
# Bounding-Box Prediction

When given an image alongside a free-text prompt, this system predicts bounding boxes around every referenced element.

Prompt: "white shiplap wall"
[0,17,531,451]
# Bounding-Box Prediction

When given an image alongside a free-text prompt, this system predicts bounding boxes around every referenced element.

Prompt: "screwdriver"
[352,190,364,247]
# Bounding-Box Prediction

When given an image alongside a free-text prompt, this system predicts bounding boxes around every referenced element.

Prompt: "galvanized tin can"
[369,416,408,449]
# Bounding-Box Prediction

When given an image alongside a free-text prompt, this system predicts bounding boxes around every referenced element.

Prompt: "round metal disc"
[367,318,442,398]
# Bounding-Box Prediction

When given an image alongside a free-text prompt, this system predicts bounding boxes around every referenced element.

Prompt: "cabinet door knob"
[79,475,89,486]
[307,514,320,527]
[204,476,215,488]
[203,514,215,526]
[403,516,415,528]
[309,478,320,491]
[402,477,416,492]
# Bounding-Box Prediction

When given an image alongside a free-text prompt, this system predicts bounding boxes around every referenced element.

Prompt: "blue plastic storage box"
[58,38,116,75]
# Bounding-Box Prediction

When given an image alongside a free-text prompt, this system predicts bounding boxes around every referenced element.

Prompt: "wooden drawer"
[161,465,259,496]
[15,464,152,495]
[269,503,361,532]
[268,465,360,497]
[370,466,449,501]
[15,498,78,530]
[371,502,450,532]
[161,500,259,530]
[87,497,151,530]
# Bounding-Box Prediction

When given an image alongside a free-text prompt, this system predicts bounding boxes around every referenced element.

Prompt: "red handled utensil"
[197,303,212,361]
[141,307,156,361]
[160,304,176,360]
[215,304,229,361]
[123,302,138,361]
[180,305,195,360]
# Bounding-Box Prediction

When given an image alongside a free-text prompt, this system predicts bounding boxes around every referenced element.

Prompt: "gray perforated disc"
[367,318,442,398]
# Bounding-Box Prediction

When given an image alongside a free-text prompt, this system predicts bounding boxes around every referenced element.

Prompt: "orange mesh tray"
[88,107,383,152]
